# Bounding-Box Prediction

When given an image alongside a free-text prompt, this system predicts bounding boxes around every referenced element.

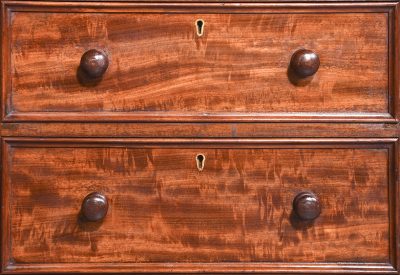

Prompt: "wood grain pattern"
[1,122,399,138]
[4,3,393,122]
[2,138,394,273]
[1,1,400,274]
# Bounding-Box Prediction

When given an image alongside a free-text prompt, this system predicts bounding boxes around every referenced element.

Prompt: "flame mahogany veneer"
[1,0,400,274]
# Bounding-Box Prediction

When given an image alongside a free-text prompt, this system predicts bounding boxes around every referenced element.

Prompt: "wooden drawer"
[2,138,397,273]
[2,1,398,123]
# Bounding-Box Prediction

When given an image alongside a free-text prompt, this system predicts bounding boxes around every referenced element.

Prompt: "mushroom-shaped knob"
[80,49,109,78]
[290,49,320,78]
[293,191,321,221]
[81,192,108,222]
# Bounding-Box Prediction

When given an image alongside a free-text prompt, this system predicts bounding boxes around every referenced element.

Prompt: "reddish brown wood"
[1,122,398,138]
[2,2,396,122]
[1,1,400,274]
[1,138,396,273]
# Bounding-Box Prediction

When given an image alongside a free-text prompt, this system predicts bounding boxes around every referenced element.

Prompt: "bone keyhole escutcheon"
[196,154,206,171]
[195,19,205,37]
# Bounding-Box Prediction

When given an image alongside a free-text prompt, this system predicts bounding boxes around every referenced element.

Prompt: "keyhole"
[195,19,205,37]
[196,154,206,171]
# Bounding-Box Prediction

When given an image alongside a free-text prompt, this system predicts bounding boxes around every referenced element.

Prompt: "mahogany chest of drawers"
[1,0,400,274]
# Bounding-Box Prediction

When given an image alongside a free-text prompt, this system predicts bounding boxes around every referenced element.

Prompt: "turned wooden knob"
[81,192,108,222]
[290,49,320,77]
[293,191,321,220]
[80,49,109,78]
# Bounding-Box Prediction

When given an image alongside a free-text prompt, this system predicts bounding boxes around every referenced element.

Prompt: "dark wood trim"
[1,122,399,138]
[0,138,4,274]
[3,1,398,10]
[3,137,398,147]
[2,262,398,274]
[1,122,398,138]
[3,112,397,123]
[1,1,10,123]
[392,5,400,272]
[389,1,400,123]
[393,134,400,271]
[1,139,10,274]
[389,137,398,269]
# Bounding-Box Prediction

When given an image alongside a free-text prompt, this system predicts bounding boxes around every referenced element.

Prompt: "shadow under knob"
[80,49,109,78]
[81,192,108,222]
[290,49,320,78]
[293,191,321,221]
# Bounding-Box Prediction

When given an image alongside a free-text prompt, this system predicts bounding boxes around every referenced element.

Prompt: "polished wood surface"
[1,122,398,138]
[289,49,320,78]
[81,192,109,222]
[293,191,321,220]
[3,138,394,273]
[80,49,109,79]
[1,0,400,274]
[5,4,392,122]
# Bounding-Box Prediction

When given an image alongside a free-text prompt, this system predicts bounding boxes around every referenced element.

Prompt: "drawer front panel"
[2,138,396,273]
[3,2,395,122]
